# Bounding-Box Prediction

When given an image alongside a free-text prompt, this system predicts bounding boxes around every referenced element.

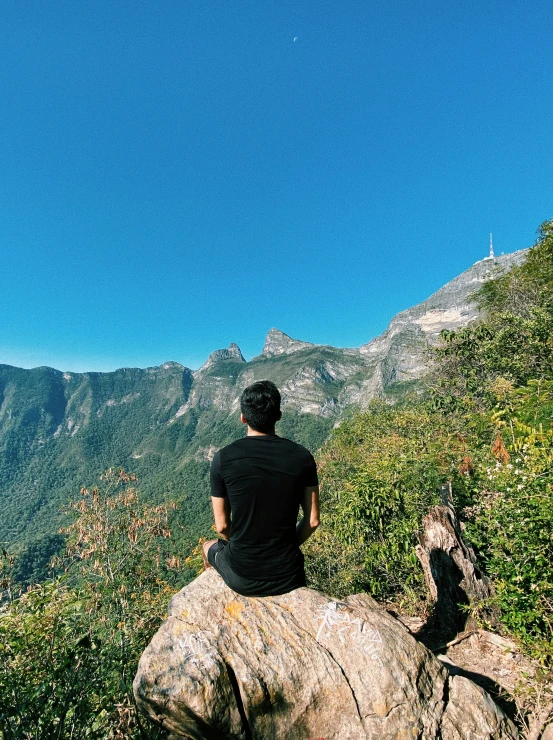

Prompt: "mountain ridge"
[0,249,529,557]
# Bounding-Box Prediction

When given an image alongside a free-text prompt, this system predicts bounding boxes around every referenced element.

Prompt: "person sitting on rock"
[202,379,320,596]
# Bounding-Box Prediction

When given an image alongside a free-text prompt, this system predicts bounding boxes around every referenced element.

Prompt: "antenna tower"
[489,233,494,259]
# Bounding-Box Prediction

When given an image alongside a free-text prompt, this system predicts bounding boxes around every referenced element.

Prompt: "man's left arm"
[297,485,320,545]
[297,453,320,546]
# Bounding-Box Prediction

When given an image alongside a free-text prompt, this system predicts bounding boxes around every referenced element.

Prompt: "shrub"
[0,469,186,738]
[465,401,553,664]
[304,403,481,605]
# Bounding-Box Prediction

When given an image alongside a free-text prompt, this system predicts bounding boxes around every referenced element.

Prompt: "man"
[202,380,320,597]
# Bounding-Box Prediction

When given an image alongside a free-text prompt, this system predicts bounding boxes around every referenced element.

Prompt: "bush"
[465,393,553,664]
[304,403,481,605]
[0,469,187,738]
[0,580,99,738]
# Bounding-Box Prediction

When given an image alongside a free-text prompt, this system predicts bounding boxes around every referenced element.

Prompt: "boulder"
[133,570,518,740]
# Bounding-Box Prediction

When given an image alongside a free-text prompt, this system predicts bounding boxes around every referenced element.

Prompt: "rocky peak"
[360,250,529,355]
[414,250,528,313]
[227,342,244,359]
[150,361,186,373]
[259,328,315,358]
[196,342,246,373]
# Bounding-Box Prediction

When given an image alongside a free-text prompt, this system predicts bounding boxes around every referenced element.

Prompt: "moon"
[293,36,298,42]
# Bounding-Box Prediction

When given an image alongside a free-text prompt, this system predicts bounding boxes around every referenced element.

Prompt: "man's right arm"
[211,495,231,540]
[210,450,231,539]
[297,485,320,546]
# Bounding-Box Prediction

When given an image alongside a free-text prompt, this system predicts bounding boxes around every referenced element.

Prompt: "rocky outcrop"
[197,343,246,373]
[358,251,527,390]
[257,328,316,358]
[133,570,518,739]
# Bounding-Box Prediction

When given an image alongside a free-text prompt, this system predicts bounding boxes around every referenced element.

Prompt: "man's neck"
[246,426,276,437]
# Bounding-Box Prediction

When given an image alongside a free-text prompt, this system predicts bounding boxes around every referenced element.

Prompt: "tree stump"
[415,483,498,640]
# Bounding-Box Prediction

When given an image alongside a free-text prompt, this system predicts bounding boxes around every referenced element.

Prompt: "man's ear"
[240,413,247,425]
[277,410,282,421]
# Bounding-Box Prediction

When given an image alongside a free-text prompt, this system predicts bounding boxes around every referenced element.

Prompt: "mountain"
[356,249,528,396]
[0,250,527,566]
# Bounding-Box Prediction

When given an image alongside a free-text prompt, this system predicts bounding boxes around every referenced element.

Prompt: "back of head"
[240,380,281,433]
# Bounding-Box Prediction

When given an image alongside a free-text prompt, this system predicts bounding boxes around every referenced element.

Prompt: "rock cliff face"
[358,251,527,390]
[134,570,518,740]
[256,328,316,358]
[197,343,246,373]
[167,250,528,421]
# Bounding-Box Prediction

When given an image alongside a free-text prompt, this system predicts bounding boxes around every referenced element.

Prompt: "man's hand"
[211,496,231,540]
[297,485,320,546]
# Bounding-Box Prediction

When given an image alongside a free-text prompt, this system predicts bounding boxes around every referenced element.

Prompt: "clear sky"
[1,0,552,372]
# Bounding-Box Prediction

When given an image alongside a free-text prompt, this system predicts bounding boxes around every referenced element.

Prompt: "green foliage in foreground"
[0,469,189,739]
[464,383,553,658]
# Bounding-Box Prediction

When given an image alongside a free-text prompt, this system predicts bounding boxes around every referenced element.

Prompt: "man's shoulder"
[217,437,248,453]
[276,436,314,458]
[214,437,250,461]
[216,435,314,461]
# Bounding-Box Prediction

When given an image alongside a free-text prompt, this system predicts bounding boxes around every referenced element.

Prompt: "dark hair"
[240,380,281,433]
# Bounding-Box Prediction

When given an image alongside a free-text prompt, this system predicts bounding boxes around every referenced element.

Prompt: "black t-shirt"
[210,435,318,581]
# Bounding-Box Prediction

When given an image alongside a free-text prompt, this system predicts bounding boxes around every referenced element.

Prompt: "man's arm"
[211,496,231,540]
[210,450,231,539]
[297,485,320,546]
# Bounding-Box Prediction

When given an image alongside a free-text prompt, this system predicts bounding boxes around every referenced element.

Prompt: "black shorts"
[207,540,306,597]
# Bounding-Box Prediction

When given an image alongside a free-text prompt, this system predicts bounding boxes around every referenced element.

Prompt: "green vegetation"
[0,363,193,556]
[466,401,553,653]
[0,469,187,738]
[304,403,481,604]
[278,413,333,453]
[305,218,553,664]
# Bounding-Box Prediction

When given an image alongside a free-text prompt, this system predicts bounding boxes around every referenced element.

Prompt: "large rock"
[133,570,518,739]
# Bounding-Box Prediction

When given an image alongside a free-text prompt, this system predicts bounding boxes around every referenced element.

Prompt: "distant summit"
[197,342,245,373]
[257,328,316,359]
[358,249,528,387]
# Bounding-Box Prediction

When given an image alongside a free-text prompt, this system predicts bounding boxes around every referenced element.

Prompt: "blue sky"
[1,0,552,372]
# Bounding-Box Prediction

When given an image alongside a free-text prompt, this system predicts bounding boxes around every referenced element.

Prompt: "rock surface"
[197,343,246,373]
[257,328,317,358]
[133,570,518,739]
